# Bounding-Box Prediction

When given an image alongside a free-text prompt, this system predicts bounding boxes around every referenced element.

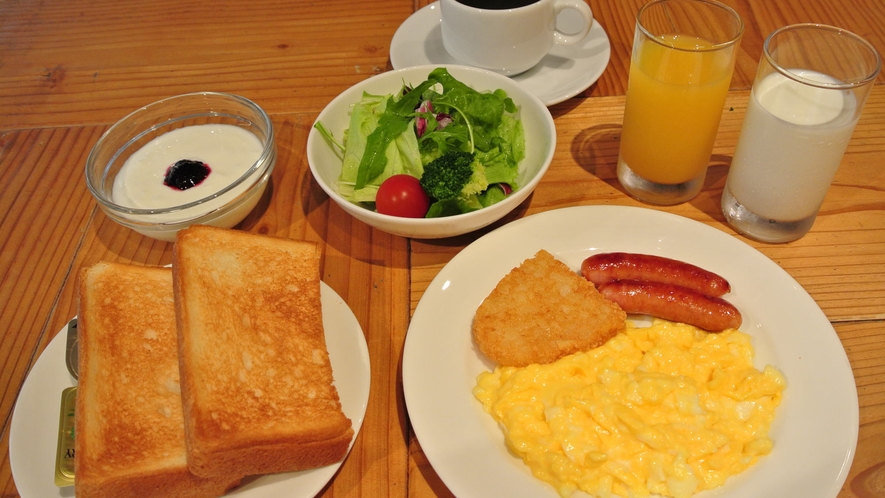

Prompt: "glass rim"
[637,0,744,52]
[764,23,882,90]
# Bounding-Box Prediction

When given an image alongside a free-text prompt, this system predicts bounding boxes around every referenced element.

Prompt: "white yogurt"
[113,124,265,211]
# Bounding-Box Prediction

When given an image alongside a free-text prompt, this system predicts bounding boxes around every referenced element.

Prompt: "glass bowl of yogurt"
[85,92,275,241]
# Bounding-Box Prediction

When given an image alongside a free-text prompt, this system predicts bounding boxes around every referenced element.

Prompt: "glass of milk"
[721,24,880,243]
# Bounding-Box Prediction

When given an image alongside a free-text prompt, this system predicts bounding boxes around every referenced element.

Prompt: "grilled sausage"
[582,252,731,297]
[597,280,742,332]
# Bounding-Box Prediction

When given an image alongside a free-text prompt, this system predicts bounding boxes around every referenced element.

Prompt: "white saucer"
[390,2,611,106]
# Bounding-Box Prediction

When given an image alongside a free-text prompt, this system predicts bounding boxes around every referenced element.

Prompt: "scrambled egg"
[473,319,786,498]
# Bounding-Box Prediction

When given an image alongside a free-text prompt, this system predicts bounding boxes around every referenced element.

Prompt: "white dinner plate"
[403,205,858,498]
[389,2,611,106]
[10,282,371,498]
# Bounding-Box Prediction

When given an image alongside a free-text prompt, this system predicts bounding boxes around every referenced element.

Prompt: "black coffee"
[456,0,540,9]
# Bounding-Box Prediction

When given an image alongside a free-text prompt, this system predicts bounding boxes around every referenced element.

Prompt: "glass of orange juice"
[617,0,743,205]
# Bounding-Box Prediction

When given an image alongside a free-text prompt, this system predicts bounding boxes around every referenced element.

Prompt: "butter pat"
[55,387,77,487]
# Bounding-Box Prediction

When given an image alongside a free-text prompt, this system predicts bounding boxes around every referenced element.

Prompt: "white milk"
[113,124,264,215]
[726,69,859,221]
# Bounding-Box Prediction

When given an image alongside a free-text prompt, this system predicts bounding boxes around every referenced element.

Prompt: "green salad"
[314,67,526,218]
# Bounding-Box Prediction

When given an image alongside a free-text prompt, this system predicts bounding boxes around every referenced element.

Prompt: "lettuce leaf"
[334,91,424,201]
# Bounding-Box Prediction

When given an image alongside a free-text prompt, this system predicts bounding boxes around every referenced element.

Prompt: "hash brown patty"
[473,250,626,367]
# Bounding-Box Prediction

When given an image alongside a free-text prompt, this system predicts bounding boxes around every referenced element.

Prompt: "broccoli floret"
[419,151,479,201]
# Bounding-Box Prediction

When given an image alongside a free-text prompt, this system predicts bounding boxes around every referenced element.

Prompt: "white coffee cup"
[440,0,594,76]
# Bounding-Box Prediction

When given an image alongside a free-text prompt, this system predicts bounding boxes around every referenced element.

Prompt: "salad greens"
[314,67,526,217]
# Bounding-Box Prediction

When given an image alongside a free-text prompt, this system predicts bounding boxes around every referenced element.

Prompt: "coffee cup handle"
[552,0,593,45]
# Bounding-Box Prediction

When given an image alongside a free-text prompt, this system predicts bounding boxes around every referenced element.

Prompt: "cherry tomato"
[375,174,431,218]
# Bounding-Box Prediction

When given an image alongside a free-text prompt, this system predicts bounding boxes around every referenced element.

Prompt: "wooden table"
[1,0,882,497]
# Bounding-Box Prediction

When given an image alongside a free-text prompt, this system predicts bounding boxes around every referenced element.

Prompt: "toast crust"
[173,226,353,477]
[75,262,240,498]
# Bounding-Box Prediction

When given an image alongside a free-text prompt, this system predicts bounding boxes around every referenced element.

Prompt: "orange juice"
[619,34,735,184]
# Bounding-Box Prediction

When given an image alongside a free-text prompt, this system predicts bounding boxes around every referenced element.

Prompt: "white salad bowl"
[306,64,555,239]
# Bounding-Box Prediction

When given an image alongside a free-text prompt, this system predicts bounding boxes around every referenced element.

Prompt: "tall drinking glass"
[721,24,880,243]
[617,0,743,205]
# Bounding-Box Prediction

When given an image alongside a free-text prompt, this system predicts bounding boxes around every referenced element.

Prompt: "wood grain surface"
[1,0,883,497]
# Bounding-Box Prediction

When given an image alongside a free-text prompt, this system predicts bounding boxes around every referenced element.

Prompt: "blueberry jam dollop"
[163,159,211,190]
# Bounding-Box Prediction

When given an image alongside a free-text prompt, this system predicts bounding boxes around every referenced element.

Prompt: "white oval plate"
[10,282,371,498]
[389,2,611,106]
[403,205,857,498]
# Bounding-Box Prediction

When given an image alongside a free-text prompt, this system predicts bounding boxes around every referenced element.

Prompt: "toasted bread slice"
[75,262,241,498]
[473,250,626,367]
[173,225,354,478]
